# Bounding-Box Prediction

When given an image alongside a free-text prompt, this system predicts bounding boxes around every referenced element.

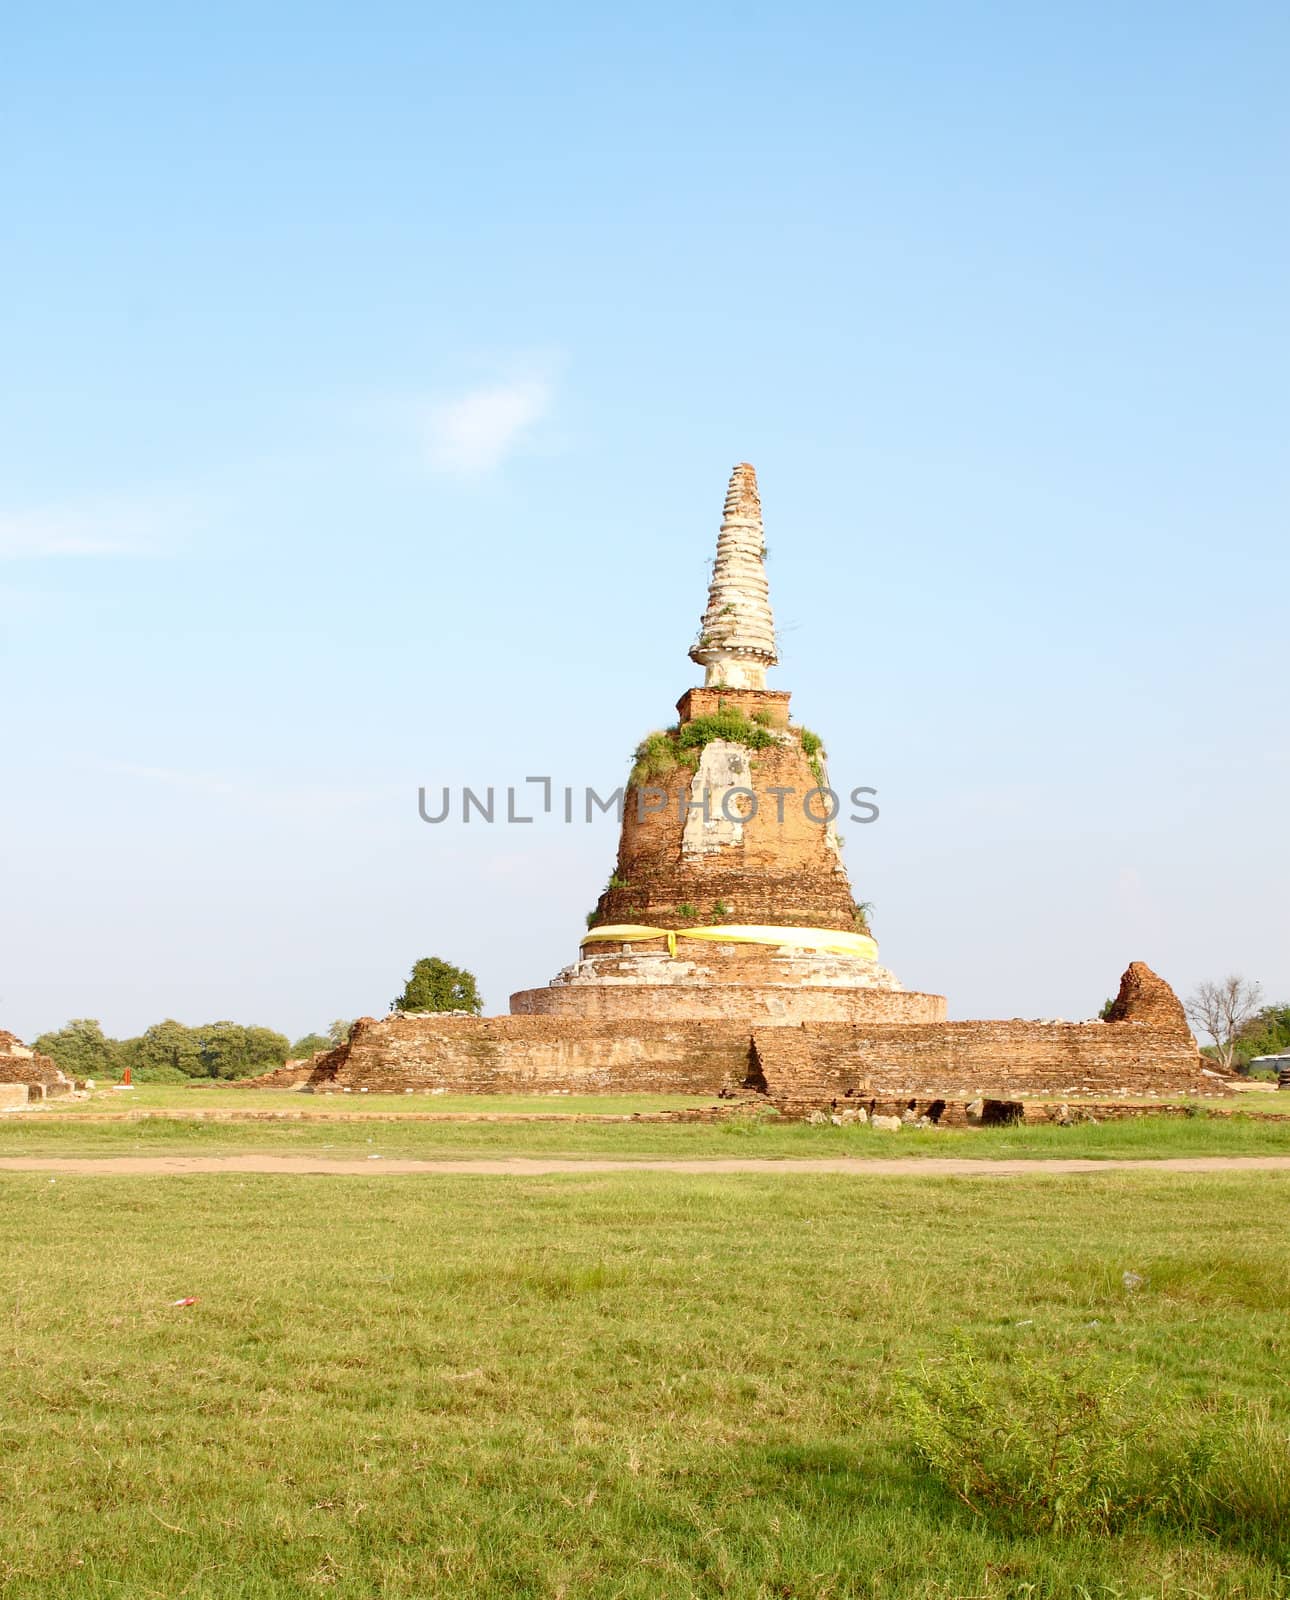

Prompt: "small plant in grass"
[898,1335,1290,1546]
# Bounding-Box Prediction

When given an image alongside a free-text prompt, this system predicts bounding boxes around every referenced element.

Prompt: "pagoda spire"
[689,462,778,689]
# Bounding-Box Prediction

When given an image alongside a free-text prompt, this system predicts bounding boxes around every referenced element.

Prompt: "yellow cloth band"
[580,923,879,961]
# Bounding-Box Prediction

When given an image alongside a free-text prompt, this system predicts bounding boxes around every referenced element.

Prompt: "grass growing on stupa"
[1,1170,1287,1598]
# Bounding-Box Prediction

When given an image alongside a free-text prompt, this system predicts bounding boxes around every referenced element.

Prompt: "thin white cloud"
[0,496,183,559]
[422,377,552,474]
[107,763,237,796]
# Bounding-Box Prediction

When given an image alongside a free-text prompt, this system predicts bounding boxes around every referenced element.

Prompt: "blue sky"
[2,1,1287,1041]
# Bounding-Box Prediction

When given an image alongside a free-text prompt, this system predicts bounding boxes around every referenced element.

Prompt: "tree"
[1233,1003,1290,1067]
[290,1032,332,1059]
[327,1019,354,1048]
[127,1020,206,1078]
[196,1022,291,1080]
[392,957,483,1016]
[1185,976,1265,1071]
[33,1018,118,1080]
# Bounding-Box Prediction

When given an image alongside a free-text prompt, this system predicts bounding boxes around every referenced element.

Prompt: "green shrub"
[629,729,685,787]
[797,726,826,784]
[630,710,778,788]
[898,1336,1290,1552]
[675,707,776,757]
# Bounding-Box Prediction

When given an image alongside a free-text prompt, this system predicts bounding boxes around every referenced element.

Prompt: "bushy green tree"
[290,1032,331,1059]
[33,1018,118,1079]
[1235,1004,1290,1067]
[126,1020,206,1078]
[392,957,483,1015]
[327,1019,354,1048]
[195,1022,291,1080]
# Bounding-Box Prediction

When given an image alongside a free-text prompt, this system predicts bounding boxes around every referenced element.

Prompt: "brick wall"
[750,1018,1211,1113]
[675,687,792,728]
[0,1032,74,1099]
[308,1008,1208,1105]
[319,1014,750,1096]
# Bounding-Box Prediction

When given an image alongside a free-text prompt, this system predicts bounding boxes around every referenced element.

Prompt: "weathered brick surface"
[0,1083,28,1111]
[317,1015,750,1096]
[675,687,791,729]
[1105,960,1191,1030]
[591,729,859,934]
[510,978,944,1024]
[748,1009,1210,1114]
[241,1051,336,1090]
[309,972,1208,1106]
[0,1030,74,1099]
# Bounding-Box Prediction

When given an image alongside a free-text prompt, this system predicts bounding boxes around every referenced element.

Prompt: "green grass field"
[39,1083,1290,1117]
[1,1170,1287,1598]
[4,1095,1290,1162]
[37,1085,722,1116]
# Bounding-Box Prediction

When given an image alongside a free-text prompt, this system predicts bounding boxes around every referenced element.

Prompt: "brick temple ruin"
[0,1031,74,1107]
[279,464,1216,1113]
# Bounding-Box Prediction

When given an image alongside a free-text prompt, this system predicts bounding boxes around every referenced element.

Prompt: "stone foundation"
[513,934,942,1024]
[511,974,944,1024]
[304,964,1210,1108]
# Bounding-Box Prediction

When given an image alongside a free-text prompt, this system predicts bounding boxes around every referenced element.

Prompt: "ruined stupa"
[510,464,945,1023]
[272,462,1209,1107]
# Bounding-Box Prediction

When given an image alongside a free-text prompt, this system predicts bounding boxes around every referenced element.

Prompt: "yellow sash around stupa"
[580,924,879,962]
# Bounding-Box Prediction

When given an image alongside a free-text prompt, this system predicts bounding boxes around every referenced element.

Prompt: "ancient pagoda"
[511,464,944,1024]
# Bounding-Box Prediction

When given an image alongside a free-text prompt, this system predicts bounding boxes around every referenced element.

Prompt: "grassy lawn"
[1,1170,1286,1598]
[4,1103,1290,1161]
[34,1085,719,1117]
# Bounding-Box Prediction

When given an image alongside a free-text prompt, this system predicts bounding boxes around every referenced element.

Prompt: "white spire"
[689,463,777,689]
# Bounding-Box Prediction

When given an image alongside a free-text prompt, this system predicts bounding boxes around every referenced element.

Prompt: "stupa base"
[510,946,946,1024]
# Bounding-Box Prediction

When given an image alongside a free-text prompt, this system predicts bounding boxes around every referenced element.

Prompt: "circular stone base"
[509,982,945,1023]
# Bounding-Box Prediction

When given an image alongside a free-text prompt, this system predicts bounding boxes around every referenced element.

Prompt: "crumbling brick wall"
[0,1031,75,1099]
[314,1014,750,1096]
[749,1014,1210,1114]
[306,972,1208,1104]
[1105,960,1192,1031]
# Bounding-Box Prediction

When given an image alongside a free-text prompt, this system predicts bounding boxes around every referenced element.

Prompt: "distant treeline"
[34,1018,353,1083]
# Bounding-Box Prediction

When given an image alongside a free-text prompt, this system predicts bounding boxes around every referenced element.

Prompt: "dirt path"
[2,1155,1290,1177]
